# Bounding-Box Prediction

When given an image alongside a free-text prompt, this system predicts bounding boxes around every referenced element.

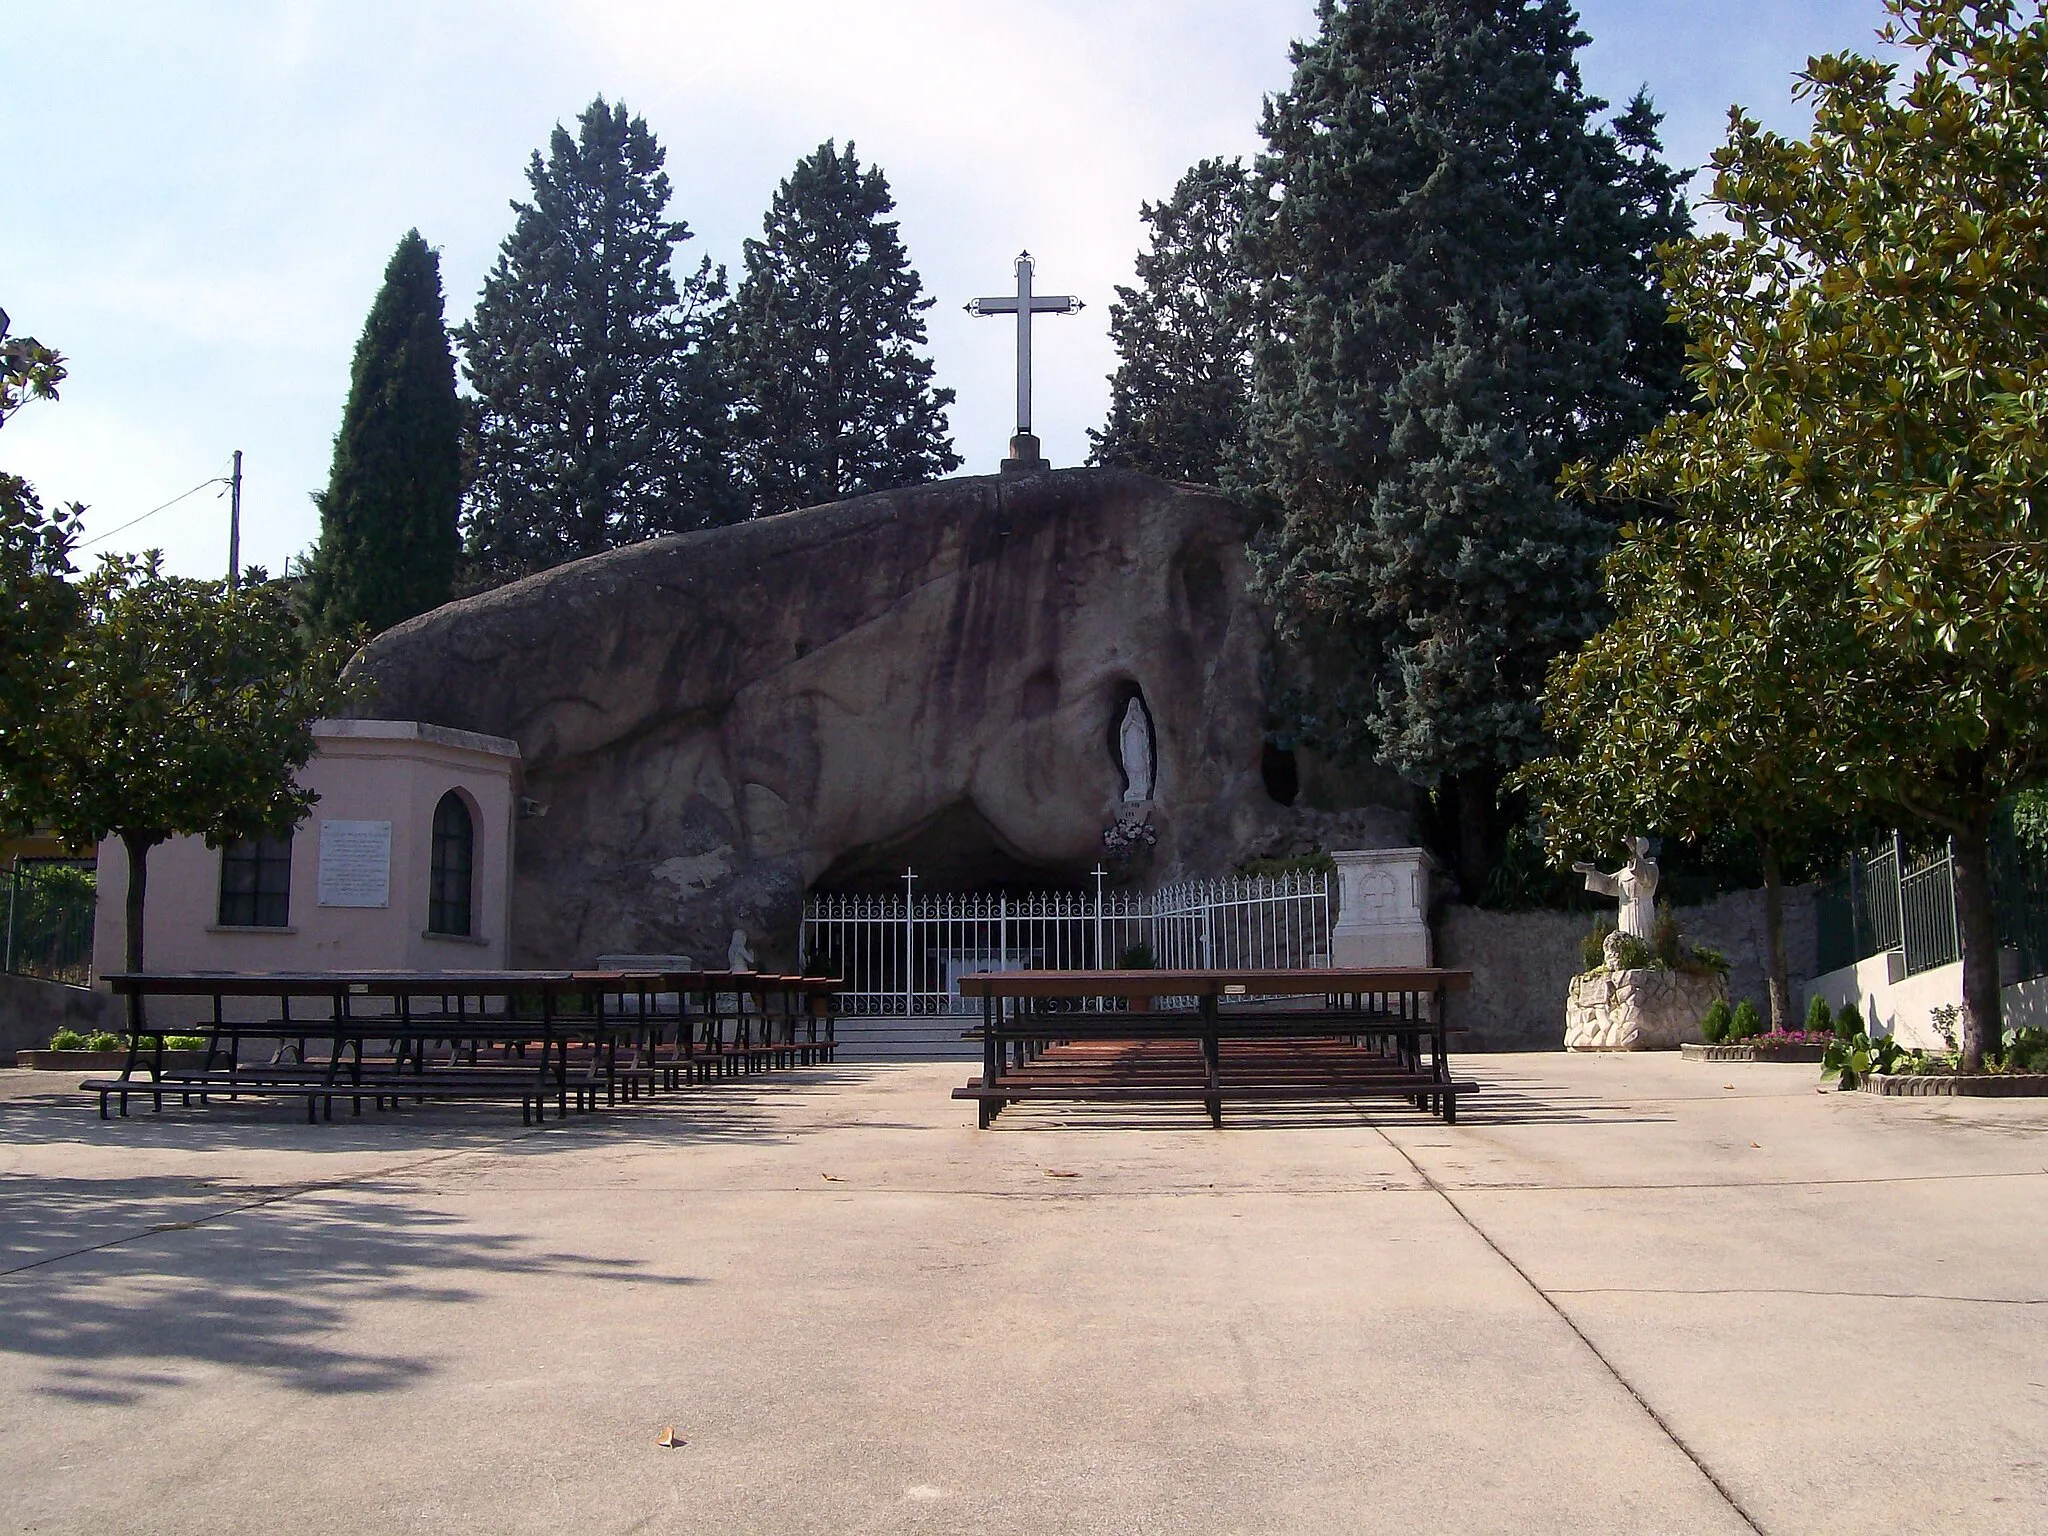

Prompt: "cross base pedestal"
[1001,434,1049,475]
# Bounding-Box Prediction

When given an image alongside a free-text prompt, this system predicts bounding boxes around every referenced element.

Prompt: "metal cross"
[966,251,1083,444]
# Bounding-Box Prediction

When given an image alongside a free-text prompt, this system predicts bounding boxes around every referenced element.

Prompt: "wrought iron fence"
[5,859,96,986]
[799,868,1332,1016]
[1817,823,2048,982]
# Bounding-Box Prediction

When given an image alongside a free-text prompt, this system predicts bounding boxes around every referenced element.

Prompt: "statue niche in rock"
[1564,838,1726,1051]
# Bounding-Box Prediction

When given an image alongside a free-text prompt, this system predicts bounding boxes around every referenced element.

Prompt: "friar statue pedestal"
[1330,847,1435,969]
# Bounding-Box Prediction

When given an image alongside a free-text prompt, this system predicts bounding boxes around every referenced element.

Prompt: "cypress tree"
[1089,158,1256,486]
[302,230,462,637]
[726,141,959,515]
[459,97,739,582]
[1241,0,1691,890]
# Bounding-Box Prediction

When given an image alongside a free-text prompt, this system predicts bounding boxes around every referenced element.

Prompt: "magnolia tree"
[1516,512,1864,1029]
[1550,1,2048,1068]
[33,558,356,971]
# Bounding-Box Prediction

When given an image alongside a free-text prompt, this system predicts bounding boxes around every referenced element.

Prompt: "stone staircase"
[831,1012,980,1061]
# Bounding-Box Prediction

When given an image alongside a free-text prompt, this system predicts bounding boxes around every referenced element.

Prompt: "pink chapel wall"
[93,720,521,989]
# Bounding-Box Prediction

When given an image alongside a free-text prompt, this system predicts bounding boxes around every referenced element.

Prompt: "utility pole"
[227,449,243,590]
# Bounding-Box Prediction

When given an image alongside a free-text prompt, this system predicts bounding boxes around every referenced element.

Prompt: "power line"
[77,468,231,550]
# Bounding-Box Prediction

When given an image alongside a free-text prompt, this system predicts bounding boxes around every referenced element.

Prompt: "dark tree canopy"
[726,140,958,515]
[1240,0,1691,887]
[0,308,80,830]
[301,230,462,637]
[1090,157,1256,486]
[458,97,739,583]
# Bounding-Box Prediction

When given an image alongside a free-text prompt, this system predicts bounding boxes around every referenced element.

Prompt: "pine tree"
[726,141,958,515]
[1089,158,1256,485]
[459,98,739,582]
[301,231,462,637]
[1241,0,1691,890]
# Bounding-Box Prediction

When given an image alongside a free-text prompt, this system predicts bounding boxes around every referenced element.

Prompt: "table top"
[954,968,1472,999]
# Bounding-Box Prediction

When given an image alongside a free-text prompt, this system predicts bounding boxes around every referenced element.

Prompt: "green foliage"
[1238,0,1691,887]
[1650,900,1680,968]
[1835,1001,1864,1040]
[1700,999,1732,1044]
[2003,1027,2048,1073]
[164,1034,207,1050]
[1728,1001,1764,1042]
[1091,157,1255,485]
[1118,942,1156,970]
[302,231,462,638]
[0,308,83,827]
[1683,944,1730,978]
[1804,994,1835,1037]
[1580,914,1614,973]
[47,1029,84,1050]
[1822,1031,1873,1089]
[84,1031,120,1052]
[19,556,356,969]
[1607,933,1652,972]
[726,141,958,515]
[1557,1,2048,1070]
[459,97,741,584]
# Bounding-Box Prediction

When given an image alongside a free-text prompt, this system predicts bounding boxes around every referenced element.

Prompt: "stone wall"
[0,973,121,1057]
[1437,885,1818,1051]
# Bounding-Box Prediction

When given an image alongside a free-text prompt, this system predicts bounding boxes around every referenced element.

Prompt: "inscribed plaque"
[318,819,392,908]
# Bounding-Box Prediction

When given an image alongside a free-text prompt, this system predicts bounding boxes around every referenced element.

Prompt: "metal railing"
[5,859,97,986]
[1817,823,2048,982]
[799,868,1332,1016]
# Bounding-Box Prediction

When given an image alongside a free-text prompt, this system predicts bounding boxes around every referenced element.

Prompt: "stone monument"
[1118,697,1154,804]
[1564,836,1724,1050]
[1330,847,1434,968]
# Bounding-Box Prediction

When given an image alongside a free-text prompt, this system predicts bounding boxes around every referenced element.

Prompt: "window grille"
[429,791,474,937]
[218,833,293,927]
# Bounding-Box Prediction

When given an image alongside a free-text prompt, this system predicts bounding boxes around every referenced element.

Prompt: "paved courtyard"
[0,1053,2042,1534]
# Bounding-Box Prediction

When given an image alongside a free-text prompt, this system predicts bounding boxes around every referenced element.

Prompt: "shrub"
[2002,1026,2048,1073]
[48,1029,86,1050]
[1580,915,1615,973]
[1804,994,1835,1036]
[1700,999,1732,1044]
[84,1031,123,1052]
[1607,932,1653,971]
[1729,1001,1763,1041]
[164,1035,207,1050]
[1835,1001,1864,1040]
[1118,942,1155,970]
[1682,942,1731,977]
[1650,900,1681,968]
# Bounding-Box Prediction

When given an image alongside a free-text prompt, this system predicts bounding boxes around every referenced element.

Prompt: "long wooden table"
[86,969,840,1124]
[952,967,1475,1128]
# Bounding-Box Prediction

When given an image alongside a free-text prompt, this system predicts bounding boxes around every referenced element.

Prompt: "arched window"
[428,791,474,937]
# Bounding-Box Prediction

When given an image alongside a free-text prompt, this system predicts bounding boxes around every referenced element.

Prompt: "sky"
[3,0,1899,581]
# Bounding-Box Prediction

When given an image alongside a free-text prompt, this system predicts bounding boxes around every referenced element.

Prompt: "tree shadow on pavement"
[0,1177,702,1406]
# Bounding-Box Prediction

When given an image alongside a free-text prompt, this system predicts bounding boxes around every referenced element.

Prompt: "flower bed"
[1682,1035,1830,1063]
[17,1049,211,1071]
[1861,1072,2048,1097]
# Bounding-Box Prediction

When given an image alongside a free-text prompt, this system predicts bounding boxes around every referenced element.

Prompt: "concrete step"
[832,1014,980,1061]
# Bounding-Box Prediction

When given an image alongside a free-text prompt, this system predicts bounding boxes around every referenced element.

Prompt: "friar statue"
[1573,836,1659,939]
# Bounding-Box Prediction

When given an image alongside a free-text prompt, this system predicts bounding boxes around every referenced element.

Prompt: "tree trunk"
[1949,809,2003,1071]
[119,830,158,975]
[1760,841,1790,1033]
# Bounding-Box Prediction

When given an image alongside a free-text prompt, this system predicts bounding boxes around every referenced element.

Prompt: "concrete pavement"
[0,1054,2042,1533]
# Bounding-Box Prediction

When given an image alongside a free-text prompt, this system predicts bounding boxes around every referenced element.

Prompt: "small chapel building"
[92,719,522,976]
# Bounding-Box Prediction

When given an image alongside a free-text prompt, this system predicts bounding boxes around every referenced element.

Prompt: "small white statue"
[1574,836,1659,939]
[1118,696,1154,804]
[726,927,755,972]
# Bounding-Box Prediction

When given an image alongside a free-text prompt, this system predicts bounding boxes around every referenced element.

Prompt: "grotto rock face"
[350,469,1319,967]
